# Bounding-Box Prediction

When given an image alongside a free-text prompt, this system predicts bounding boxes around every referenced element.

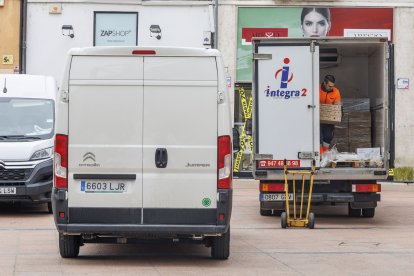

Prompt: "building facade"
[25,0,216,83]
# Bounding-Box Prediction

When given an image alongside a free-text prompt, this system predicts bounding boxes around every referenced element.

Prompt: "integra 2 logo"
[264,57,308,99]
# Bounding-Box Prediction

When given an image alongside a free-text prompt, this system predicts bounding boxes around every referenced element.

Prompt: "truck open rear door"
[253,40,320,171]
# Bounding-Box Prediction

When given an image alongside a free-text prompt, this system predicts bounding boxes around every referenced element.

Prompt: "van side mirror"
[245,119,252,136]
[232,128,240,152]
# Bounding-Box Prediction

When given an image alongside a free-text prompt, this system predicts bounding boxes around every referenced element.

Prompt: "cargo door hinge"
[217,91,225,104]
[61,90,69,102]
[310,40,317,53]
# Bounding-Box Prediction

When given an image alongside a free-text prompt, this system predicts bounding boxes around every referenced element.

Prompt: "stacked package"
[331,98,371,152]
[348,112,371,152]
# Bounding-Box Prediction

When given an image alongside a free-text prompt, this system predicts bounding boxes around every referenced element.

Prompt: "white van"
[52,47,233,259]
[0,74,57,213]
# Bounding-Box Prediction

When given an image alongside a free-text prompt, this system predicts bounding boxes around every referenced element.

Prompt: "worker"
[320,74,341,155]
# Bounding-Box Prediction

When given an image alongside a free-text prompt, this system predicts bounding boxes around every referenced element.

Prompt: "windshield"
[0,98,54,140]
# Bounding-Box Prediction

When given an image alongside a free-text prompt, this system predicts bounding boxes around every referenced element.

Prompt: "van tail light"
[352,184,381,193]
[218,135,232,189]
[54,134,68,189]
[260,183,285,192]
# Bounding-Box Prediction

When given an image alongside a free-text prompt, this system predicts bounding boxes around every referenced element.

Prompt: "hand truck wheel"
[281,212,287,229]
[308,212,315,229]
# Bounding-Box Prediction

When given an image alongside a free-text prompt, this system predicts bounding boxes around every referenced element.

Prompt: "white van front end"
[53,47,232,259]
[0,75,57,212]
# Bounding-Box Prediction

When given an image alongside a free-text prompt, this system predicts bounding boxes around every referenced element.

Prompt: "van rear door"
[254,41,320,170]
[142,56,218,224]
[67,56,144,223]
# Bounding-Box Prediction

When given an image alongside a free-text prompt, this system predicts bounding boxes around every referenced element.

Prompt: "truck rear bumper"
[56,224,228,237]
[260,192,380,210]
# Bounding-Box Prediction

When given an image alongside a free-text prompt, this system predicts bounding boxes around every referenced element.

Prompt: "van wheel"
[47,202,53,214]
[362,208,375,218]
[348,203,361,217]
[211,228,230,260]
[59,233,80,258]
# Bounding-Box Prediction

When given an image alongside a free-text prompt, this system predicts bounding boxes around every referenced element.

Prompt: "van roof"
[0,74,56,100]
[68,46,221,57]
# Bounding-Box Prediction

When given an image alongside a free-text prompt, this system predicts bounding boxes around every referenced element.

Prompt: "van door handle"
[155,148,168,168]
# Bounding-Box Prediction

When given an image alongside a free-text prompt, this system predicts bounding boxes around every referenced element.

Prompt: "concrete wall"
[26,1,214,84]
[0,0,20,73]
[218,1,414,167]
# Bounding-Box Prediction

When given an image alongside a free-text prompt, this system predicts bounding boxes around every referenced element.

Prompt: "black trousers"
[320,124,335,145]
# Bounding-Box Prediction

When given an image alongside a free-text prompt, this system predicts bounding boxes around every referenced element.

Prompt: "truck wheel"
[273,209,284,216]
[211,228,230,260]
[47,202,53,214]
[260,208,272,216]
[308,212,315,229]
[281,212,287,229]
[348,204,361,217]
[59,233,80,258]
[362,208,375,218]
[259,202,272,216]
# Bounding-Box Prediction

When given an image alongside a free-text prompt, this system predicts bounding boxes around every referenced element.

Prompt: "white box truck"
[0,74,57,213]
[52,47,233,259]
[252,38,393,219]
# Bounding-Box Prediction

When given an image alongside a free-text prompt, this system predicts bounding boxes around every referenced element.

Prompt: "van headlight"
[30,147,54,160]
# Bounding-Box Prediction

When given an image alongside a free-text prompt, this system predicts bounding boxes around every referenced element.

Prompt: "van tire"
[47,202,53,214]
[362,208,375,218]
[59,233,80,258]
[211,228,230,260]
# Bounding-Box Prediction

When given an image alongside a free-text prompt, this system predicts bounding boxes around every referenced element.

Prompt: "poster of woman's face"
[237,7,394,81]
[301,8,331,37]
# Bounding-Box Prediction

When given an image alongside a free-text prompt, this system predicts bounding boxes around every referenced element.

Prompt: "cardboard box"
[334,126,348,137]
[320,104,342,124]
[349,127,371,138]
[342,98,370,113]
[349,112,371,128]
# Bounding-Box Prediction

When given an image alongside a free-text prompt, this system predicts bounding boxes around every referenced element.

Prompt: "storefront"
[217,3,407,177]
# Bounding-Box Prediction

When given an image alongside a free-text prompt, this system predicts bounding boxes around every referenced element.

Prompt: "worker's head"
[322,74,336,92]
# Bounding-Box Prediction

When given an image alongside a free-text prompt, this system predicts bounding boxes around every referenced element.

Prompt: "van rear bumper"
[56,224,228,236]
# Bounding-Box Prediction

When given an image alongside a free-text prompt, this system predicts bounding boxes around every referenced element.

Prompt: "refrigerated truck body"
[252,38,392,218]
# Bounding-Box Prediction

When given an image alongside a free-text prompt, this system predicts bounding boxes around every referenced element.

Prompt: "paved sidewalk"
[1,180,414,275]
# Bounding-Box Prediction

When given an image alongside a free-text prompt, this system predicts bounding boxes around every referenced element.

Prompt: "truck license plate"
[0,187,17,195]
[80,181,127,193]
[261,193,293,201]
